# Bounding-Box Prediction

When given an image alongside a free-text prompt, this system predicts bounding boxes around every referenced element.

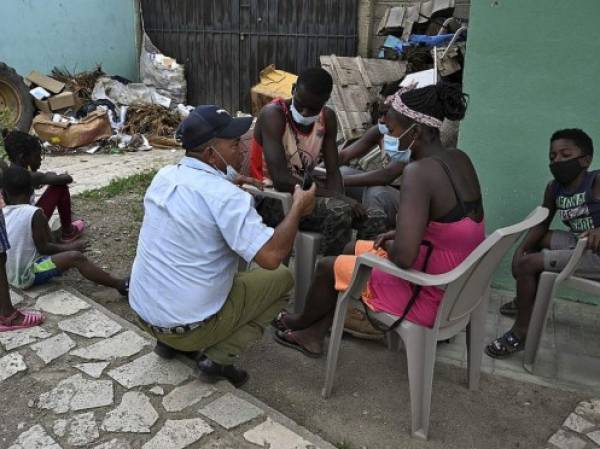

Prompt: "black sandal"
[273,330,322,358]
[485,331,525,359]
[271,311,289,333]
[499,298,519,317]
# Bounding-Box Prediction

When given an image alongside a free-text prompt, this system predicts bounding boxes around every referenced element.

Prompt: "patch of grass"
[78,170,157,200]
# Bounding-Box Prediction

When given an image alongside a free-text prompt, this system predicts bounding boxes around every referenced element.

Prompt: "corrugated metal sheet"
[142,0,359,113]
[321,55,407,141]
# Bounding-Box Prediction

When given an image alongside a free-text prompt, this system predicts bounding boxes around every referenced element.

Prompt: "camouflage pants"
[256,196,387,256]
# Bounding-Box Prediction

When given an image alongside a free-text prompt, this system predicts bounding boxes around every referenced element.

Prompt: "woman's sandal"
[485,330,524,359]
[0,309,45,332]
[273,330,322,358]
[61,219,86,243]
[271,311,289,333]
[499,298,519,317]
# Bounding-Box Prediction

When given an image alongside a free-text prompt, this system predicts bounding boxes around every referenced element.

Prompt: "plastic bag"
[140,33,186,105]
[92,77,172,108]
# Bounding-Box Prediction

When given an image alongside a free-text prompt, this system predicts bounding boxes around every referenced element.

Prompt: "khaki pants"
[141,265,293,365]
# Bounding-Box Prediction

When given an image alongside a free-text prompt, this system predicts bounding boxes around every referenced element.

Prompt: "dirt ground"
[66,191,582,449]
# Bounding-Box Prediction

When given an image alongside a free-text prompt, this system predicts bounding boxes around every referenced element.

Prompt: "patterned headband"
[388,87,443,129]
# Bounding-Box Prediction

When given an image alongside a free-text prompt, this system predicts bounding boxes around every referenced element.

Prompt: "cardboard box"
[32,110,112,148]
[48,91,76,111]
[250,65,297,115]
[25,70,64,94]
[34,98,52,114]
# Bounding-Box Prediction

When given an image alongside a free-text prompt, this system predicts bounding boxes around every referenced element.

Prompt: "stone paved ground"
[547,400,600,449]
[0,286,335,449]
[435,290,600,393]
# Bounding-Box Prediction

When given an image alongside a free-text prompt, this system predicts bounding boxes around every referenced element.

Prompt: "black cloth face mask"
[549,156,587,186]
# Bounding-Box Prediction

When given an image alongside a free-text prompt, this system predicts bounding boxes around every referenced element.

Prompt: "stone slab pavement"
[40,150,185,195]
[0,285,336,449]
[435,289,600,394]
[546,400,600,449]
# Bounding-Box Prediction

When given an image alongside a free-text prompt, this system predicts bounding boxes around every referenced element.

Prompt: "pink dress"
[365,218,485,327]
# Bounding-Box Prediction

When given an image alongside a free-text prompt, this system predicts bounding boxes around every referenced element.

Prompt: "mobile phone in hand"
[302,171,314,190]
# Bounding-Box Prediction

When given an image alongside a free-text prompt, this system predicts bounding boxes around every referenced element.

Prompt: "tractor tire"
[0,62,34,131]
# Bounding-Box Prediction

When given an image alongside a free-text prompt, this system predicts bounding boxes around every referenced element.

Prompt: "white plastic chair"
[523,237,599,373]
[322,207,549,440]
[244,185,322,313]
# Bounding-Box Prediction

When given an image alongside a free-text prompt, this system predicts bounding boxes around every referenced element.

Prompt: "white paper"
[400,69,436,88]
[86,145,101,154]
[30,86,51,100]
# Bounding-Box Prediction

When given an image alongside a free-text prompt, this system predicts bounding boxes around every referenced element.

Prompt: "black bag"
[363,240,434,333]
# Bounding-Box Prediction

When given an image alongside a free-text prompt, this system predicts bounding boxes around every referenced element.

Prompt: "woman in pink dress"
[272,82,485,357]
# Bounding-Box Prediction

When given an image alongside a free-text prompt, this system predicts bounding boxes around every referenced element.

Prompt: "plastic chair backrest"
[434,207,549,330]
[243,185,292,215]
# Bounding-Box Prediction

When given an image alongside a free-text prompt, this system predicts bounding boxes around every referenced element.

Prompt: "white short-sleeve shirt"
[129,156,274,327]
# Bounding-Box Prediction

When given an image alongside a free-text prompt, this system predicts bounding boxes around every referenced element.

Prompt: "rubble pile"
[23,37,191,154]
[321,0,468,160]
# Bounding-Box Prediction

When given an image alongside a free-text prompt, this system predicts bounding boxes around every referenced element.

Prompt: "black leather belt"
[140,317,210,335]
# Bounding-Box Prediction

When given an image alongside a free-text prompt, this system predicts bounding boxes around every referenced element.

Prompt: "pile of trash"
[376,0,467,85]
[51,66,105,101]
[320,0,467,170]
[25,33,192,154]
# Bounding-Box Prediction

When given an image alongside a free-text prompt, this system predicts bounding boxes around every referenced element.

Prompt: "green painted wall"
[0,0,140,81]
[459,0,600,302]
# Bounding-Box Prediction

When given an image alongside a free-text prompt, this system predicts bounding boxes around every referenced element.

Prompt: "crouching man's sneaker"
[197,358,249,388]
[154,341,205,362]
[154,341,178,359]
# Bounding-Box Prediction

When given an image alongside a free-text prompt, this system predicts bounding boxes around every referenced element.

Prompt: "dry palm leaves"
[122,104,180,137]
[51,66,105,100]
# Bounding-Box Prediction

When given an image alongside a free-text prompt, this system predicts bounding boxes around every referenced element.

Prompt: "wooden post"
[357,0,375,58]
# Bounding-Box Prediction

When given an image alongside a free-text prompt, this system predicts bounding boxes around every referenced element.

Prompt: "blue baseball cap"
[178,105,253,150]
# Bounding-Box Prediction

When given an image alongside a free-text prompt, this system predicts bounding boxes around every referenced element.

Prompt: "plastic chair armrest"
[243,185,293,215]
[354,253,456,287]
[555,238,588,283]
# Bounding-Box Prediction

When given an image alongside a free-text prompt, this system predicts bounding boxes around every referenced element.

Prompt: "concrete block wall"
[358,0,470,58]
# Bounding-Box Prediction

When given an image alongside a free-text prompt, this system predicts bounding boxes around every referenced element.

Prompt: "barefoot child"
[2,166,128,294]
[2,129,85,241]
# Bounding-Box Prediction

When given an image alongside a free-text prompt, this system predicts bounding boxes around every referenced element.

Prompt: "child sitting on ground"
[2,166,128,294]
[0,197,44,331]
[486,128,600,358]
[2,129,85,242]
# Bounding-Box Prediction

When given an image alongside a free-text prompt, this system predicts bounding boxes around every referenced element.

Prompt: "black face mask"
[549,156,586,186]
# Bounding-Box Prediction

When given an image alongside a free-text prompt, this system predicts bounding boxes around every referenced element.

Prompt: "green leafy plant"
[0,106,14,159]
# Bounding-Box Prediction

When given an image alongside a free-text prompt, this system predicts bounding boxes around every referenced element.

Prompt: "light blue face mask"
[378,121,390,135]
[383,124,415,163]
[290,100,320,126]
[212,147,240,182]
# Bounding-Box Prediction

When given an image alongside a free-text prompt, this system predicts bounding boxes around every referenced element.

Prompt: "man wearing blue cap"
[129,105,316,387]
